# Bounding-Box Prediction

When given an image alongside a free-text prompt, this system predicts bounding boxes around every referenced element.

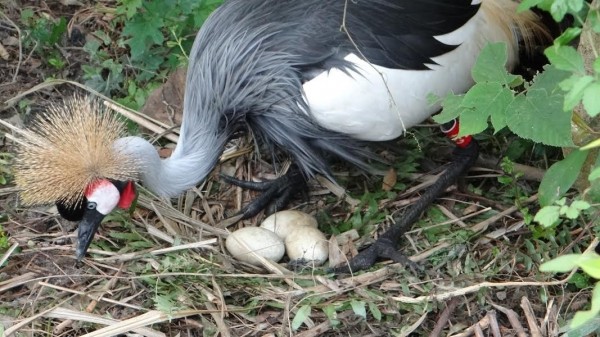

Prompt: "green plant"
[0,222,9,251]
[433,0,599,215]
[433,1,600,328]
[497,157,531,204]
[0,153,13,185]
[81,0,223,103]
[326,191,390,235]
[19,9,67,69]
[540,253,600,329]
[534,196,591,226]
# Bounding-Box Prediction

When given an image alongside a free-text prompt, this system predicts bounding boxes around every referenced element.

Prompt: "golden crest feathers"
[481,0,552,57]
[14,95,139,206]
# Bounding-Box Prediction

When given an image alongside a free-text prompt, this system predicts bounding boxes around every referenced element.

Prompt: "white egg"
[285,227,329,266]
[226,227,285,266]
[260,210,318,240]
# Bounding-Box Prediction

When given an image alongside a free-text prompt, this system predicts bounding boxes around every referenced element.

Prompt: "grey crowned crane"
[12,0,549,271]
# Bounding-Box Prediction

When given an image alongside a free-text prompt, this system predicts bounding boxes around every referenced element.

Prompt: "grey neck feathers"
[113,134,224,198]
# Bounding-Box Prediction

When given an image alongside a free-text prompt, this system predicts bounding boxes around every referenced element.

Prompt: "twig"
[37,281,145,311]
[4,296,75,336]
[473,323,484,337]
[541,299,559,337]
[429,297,460,337]
[340,0,407,133]
[45,308,164,337]
[393,276,574,304]
[491,303,527,337]
[104,101,179,143]
[204,302,231,337]
[488,311,501,337]
[79,309,214,337]
[520,296,543,337]
[0,242,18,267]
[294,312,352,337]
[400,311,429,337]
[477,155,545,182]
[471,194,538,233]
[448,314,491,337]
[0,11,22,82]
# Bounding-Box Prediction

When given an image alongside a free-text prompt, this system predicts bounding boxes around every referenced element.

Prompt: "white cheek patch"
[87,183,120,215]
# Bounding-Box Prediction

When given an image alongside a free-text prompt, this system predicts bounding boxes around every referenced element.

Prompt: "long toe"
[331,239,421,274]
[222,166,307,220]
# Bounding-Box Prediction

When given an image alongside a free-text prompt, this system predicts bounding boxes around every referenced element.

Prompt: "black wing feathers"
[344,0,480,69]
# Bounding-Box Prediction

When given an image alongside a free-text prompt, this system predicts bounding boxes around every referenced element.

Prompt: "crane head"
[11,95,141,260]
[60,179,137,261]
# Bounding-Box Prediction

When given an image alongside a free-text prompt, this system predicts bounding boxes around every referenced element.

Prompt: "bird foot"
[221,166,307,219]
[331,139,480,276]
[330,237,422,274]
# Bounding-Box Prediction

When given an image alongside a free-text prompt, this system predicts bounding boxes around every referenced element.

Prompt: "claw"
[329,238,422,275]
[222,165,307,219]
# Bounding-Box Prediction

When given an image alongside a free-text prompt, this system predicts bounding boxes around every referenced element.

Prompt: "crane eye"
[86,202,97,210]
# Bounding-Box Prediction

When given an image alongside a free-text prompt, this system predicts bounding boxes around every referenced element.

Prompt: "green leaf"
[49,17,67,46]
[122,14,165,60]
[564,205,580,219]
[460,82,513,134]
[534,205,561,227]
[589,167,600,181]
[578,255,600,279]
[572,310,600,330]
[118,0,144,19]
[592,281,600,311]
[562,76,594,111]
[565,315,600,336]
[292,305,311,331]
[571,200,591,211]
[350,300,367,320]
[594,58,600,74]
[545,45,585,73]
[583,83,600,117]
[554,27,582,46]
[557,197,567,206]
[517,0,544,11]
[368,302,382,321]
[506,90,574,147]
[472,43,519,86]
[591,6,600,33]
[540,254,581,272]
[566,0,585,12]
[550,0,570,21]
[539,150,589,206]
[569,271,592,289]
[20,8,34,23]
[322,305,339,326]
[571,282,600,328]
[529,64,572,94]
[433,93,465,124]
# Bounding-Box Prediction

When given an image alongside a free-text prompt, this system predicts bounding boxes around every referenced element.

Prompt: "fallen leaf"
[141,67,186,126]
[382,168,397,191]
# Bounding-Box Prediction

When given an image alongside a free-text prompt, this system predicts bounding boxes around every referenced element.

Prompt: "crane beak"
[75,208,106,261]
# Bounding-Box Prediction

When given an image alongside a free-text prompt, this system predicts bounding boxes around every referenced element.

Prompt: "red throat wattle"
[117,181,136,209]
